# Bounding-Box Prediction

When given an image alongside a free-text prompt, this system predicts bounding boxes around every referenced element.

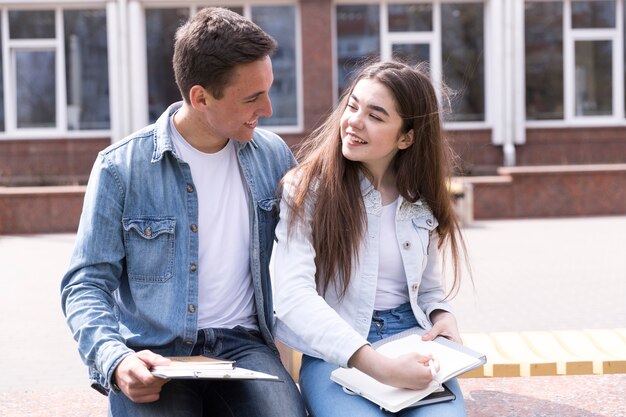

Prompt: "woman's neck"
[369,169,399,206]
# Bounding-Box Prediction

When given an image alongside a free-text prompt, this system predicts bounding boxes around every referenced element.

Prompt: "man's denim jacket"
[273,173,452,368]
[61,102,296,393]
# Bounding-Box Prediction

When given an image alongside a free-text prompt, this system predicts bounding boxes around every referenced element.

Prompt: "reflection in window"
[64,10,110,130]
[9,10,55,39]
[441,3,484,122]
[252,6,298,127]
[16,51,56,128]
[392,43,429,67]
[575,41,612,116]
[388,4,432,32]
[336,5,380,96]
[146,8,189,123]
[525,2,564,120]
[571,0,615,28]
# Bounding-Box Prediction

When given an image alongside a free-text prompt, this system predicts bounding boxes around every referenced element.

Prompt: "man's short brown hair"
[173,7,277,102]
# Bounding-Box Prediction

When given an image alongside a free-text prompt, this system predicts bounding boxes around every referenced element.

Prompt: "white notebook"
[331,329,486,412]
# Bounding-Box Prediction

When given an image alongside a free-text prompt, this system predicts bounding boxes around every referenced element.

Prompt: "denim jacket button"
[426,219,433,226]
[402,241,411,250]
[184,340,193,345]
[186,184,194,193]
[190,263,197,272]
[145,227,152,237]
[190,224,198,233]
[188,304,196,313]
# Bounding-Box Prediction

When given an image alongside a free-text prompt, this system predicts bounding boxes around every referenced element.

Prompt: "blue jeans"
[299,303,465,417]
[108,326,307,417]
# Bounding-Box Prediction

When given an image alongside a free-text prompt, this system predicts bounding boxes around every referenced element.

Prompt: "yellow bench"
[277,328,626,380]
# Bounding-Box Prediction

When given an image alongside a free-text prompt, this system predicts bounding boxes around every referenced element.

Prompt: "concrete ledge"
[278,328,626,381]
[460,164,626,219]
[0,185,85,235]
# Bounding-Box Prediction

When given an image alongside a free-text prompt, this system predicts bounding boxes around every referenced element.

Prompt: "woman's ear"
[398,129,414,150]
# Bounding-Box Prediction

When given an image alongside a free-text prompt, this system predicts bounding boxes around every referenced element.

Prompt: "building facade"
[0,0,625,228]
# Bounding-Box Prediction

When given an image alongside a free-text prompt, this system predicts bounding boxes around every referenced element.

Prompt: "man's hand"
[113,350,171,403]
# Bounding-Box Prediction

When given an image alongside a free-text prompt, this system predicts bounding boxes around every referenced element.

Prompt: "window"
[525,0,621,122]
[145,4,301,130]
[336,5,380,96]
[145,8,190,122]
[0,8,109,134]
[335,2,486,124]
[64,10,110,130]
[441,3,485,122]
[252,5,298,127]
[525,1,564,120]
[16,50,56,128]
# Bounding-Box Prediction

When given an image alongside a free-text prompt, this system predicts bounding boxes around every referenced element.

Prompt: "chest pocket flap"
[411,216,438,255]
[122,217,176,282]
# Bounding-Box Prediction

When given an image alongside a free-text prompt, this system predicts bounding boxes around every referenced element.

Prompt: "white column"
[512,0,526,148]
[502,0,519,166]
[106,0,131,143]
[128,0,149,132]
[487,0,505,148]
[106,0,121,142]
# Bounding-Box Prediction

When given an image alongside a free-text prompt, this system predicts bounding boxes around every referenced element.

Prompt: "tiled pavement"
[1,216,625,416]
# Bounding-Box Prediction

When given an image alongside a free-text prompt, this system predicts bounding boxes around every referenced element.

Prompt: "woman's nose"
[348,112,363,129]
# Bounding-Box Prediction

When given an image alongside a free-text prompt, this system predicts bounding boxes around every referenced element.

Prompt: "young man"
[61,8,306,417]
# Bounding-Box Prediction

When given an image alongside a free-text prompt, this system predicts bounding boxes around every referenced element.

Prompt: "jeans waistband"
[372,301,412,318]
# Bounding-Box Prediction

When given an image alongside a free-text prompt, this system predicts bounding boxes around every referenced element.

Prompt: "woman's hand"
[422,310,462,344]
[348,345,434,390]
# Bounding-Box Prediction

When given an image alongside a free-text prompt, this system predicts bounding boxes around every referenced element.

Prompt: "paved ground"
[1,215,625,416]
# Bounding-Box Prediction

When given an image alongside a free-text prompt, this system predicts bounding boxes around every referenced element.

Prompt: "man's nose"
[258,94,273,118]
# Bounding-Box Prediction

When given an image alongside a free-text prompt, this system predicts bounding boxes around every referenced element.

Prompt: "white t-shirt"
[169,116,257,330]
[374,198,410,310]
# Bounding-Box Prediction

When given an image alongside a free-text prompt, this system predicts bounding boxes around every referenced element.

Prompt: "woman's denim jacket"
[273,173,452,368]
[61,102,296,393]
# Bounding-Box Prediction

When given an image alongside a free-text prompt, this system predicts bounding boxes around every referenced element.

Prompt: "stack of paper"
[151,355,280,381]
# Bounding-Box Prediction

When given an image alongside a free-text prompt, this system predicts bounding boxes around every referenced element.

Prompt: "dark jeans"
[108,326,307,417]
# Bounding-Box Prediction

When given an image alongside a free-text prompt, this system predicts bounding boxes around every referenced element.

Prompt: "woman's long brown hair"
[285,61,469,299]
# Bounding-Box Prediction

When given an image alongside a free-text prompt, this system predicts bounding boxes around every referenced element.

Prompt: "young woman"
[273,60,469,417]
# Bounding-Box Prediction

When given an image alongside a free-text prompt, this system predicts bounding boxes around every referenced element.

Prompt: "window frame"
[0,5,111,140]
[525,0,626,128]
[140,0,304,134]
[333,0,490,131]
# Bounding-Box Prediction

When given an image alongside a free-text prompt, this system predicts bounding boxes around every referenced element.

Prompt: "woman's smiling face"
[340,78,412,177]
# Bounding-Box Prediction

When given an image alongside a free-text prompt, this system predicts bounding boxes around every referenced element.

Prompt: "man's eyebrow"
[350,94,389,117]
[243,91,264,101]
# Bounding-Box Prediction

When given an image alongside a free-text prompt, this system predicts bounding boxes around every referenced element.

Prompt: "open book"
[330,328,486,412]
[151,355,281,381]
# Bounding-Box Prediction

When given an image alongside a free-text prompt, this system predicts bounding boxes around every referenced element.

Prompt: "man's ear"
[398,129,414,150]
[189,85,213,109]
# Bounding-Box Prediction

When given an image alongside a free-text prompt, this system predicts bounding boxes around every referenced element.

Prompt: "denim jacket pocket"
[411,216,438,255]
[122,217,175,282]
